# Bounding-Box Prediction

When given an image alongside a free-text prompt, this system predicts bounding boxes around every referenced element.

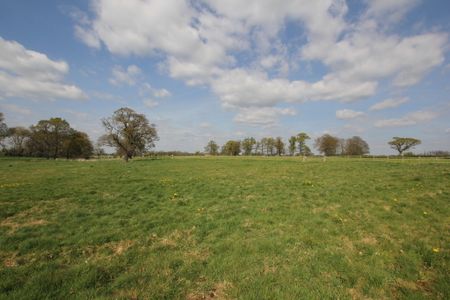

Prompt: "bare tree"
[100,107,158,162]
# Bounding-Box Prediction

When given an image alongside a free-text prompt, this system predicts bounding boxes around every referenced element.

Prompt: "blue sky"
[0,0,449,154]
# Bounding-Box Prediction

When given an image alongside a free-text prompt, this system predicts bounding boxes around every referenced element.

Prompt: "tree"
[221,140,241,156]
[0,112,8,149]
[288,136,297,156]
[265,137,275,155]
[388,137,421,156]
[28,118,71,159]
[241,137,256,155]
[345,136,369,155]
[6,127,30,156]
[100,107,158,162]
[274,137,285,156]
[204,140,219,155]
[254,141,262,155]
[314,134,339,156]
[63,130,93,159]
[296,132,310,156]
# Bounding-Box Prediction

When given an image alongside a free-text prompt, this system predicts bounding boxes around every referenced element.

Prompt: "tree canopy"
[314,134,339,156]
[221,140,241,156]
[345,136,370,155]
[100,107,158,161]
[204,140,219,155]
[388,137,421,156]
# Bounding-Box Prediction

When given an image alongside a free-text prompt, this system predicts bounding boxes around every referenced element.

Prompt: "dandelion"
[423,211,428,215]
[432,248,440,253]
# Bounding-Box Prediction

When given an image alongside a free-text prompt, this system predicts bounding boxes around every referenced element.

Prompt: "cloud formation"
[0,37,86,100]
[336,109,365,120]
[369,97,409,111]
[374,110,437,127]
[234,107,296,126]
[109,65,142,86]
[75,0,448,125]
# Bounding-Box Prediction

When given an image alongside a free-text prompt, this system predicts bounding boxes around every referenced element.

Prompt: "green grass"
[0,156,449,299]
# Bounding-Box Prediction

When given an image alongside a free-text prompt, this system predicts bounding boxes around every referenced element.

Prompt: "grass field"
[0,156,449,299]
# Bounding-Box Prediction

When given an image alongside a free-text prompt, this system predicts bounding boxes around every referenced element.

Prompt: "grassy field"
[0,156,449,299]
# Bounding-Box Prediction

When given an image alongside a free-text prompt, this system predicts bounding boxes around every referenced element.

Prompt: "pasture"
[0,156,449,299]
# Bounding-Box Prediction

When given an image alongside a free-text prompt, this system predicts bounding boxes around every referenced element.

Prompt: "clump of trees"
[99,107,158,162]
[314,134,370,156]
[0,114,93,159]
[221,140,241,156]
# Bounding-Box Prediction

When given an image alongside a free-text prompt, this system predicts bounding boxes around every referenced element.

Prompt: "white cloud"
[336,109,365,119]
[109,65,142,86]
[143,98,159,108]
[152,88,171,98]
[212,69,376,109]
[366,0,420,23]
[445,128,450,134]
[139,83,171,102]
[0,103,32,115]
[369,97,409,111]
[75,0,448,124]
[234,107,296,126]
[374,110,437,127]
[0,37,86,100]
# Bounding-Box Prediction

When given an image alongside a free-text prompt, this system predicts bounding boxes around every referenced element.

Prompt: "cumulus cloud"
[140,83,171,98]
[369,97,409,111]
[109,65,142,86]
[374,110,437,127]
[74,0,448,124]
[0,37,86,100]
[153,88,171,98]
[234,107,296,126]
[366,0,420,23]
[336,109,365,119]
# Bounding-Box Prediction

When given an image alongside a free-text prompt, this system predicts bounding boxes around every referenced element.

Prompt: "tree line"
[205,133,372,156]
[0,108,157,161]
[0,109,426,161]
[0,112,94,159]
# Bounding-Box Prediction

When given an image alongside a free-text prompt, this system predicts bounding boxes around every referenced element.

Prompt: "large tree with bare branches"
[100,107,158,162]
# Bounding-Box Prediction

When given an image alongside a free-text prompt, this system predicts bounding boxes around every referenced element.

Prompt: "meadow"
[0,156,449,299]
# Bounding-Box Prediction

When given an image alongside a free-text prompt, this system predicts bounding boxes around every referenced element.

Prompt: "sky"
[0,0,449,154]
